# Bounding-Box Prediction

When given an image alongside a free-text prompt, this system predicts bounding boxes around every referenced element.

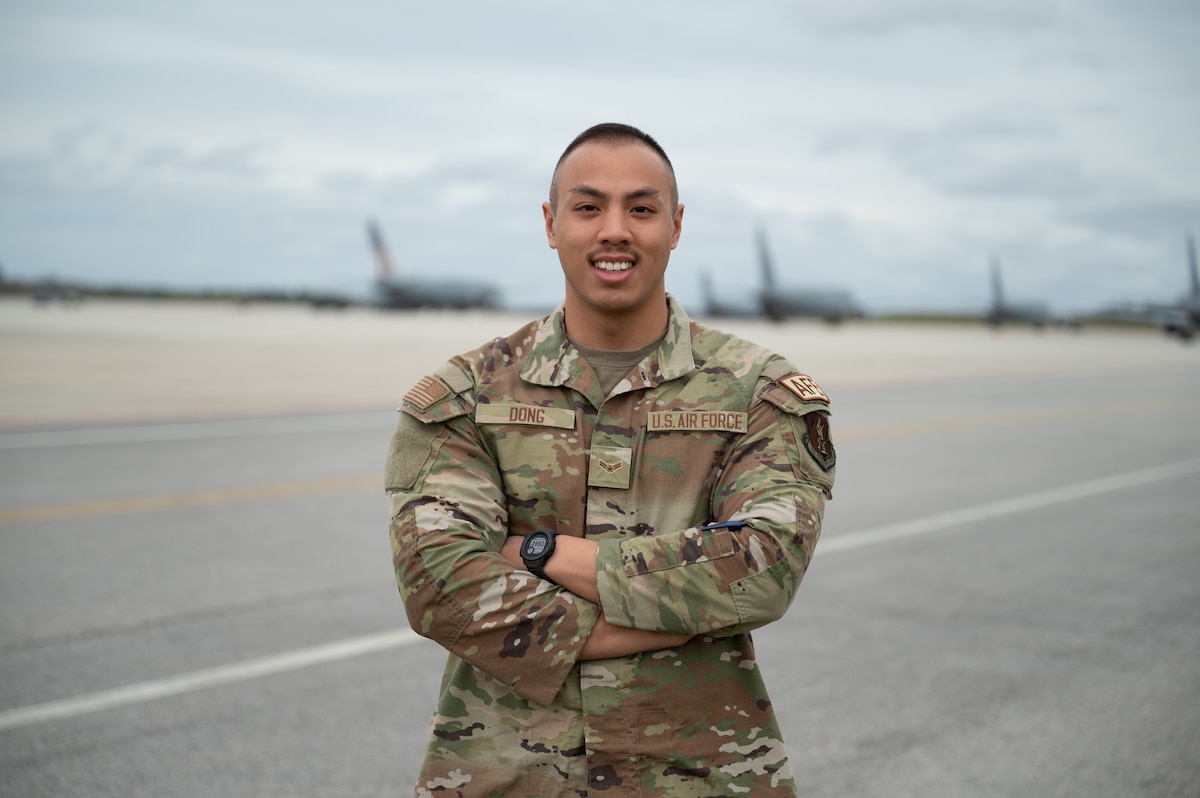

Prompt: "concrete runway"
[1,298,1198,796]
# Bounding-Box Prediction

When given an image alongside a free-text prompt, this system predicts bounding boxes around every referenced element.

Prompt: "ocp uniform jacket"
[386,296,835,797]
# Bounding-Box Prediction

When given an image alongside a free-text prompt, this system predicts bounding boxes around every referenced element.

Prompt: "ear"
[542,202,557,249]
[670,203,684,250]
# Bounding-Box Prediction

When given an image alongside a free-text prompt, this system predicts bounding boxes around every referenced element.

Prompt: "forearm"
[500,533,600,602]
[501,534,693,656]
[578,614,692,660]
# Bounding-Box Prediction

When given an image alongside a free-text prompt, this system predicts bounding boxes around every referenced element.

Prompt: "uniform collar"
[521,295,697,394]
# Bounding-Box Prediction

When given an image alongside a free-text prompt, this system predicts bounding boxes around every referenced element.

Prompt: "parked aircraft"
[756,229,864,322]
[1082,233,1200,341]
[368,220,499,310]
[985,258,1053,328]
[1175,232,1200,334]
[703,228,863,322]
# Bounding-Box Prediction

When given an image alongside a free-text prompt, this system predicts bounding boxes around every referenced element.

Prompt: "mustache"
[588,247,638,261]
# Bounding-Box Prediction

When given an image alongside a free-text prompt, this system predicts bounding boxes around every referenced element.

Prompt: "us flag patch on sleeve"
[404,375,450,410]
[779,373,830,404]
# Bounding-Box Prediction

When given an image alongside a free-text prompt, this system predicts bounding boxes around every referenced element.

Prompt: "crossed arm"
[499,534,693,659]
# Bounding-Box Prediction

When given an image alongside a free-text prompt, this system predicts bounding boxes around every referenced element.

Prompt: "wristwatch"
[519,529,557,582]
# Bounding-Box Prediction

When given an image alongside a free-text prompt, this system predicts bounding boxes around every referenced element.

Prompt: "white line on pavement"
[820,457,1200,555]
[4,456,1199,732]
[0,630,419,733]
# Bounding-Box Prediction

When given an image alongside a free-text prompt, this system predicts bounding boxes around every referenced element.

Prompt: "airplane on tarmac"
[984,258,1054,328]
[1166,232,1200,337]
[703,228,864,322]
[756,229,864,323]
[1089,233,1200,341]
[367,220,500,311]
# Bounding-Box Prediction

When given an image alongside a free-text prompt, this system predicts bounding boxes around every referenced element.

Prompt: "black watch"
[520,529,557,582]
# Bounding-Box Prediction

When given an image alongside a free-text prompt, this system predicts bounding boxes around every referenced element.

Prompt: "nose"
[598,210,631,245]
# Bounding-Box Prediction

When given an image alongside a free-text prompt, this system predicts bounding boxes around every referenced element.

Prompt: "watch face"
[525,534,549,557]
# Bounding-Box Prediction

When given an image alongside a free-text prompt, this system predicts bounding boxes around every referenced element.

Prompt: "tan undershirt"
[571,334,666,397]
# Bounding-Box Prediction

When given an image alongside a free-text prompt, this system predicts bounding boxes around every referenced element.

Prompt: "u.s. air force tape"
[647,411,748,433]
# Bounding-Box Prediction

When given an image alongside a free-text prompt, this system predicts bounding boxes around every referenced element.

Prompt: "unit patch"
[647,411,747,433]
[803,413,836,472]
[476,403,576,429]
[404,375,450,411]
[779,373,830,404]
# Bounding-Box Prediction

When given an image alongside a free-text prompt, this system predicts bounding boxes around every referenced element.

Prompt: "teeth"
[594,261,633,272]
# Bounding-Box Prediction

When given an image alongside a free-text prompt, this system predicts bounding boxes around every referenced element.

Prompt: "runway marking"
[2,456,1198,732]
[819,457,1200,554]
[0,412,390,450]
[835,397,1195,443]
[4,399,1195,528]
[0,475,380,526]
[0,630,419,733]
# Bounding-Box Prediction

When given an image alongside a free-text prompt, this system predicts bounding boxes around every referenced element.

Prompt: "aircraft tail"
[700,269,714,310]
[755,228,777,291]
[367,220,396,280]
[1188,232,1198,301]
[990,258,1005,312]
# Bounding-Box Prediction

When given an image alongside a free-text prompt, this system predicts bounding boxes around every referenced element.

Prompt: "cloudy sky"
[1,0,1197,314]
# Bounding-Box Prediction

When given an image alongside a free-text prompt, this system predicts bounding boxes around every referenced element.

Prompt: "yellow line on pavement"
[0,475,381,526]
[836,407,1066,442]
[836,398,1192,443]
[2,397,1192,527]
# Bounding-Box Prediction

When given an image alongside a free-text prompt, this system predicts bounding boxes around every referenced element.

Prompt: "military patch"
[476,403,576,429]
[647,410,747,433]
[779,373,830,404]
[588,446,632,489]
[803,413,836,472]
[403,375,450,411]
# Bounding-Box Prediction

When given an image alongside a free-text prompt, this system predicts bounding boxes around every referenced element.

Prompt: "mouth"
[592,260,634,273]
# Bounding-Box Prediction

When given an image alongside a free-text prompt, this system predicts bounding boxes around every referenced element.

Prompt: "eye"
[631,205,656,215]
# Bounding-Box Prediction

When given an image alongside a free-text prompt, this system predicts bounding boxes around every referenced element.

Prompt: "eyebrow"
[567,184,663,203]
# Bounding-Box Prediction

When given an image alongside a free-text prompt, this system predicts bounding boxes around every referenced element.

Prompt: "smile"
[593,261,633,272]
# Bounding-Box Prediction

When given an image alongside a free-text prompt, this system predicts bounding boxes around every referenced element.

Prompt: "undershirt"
[571,334,666,397]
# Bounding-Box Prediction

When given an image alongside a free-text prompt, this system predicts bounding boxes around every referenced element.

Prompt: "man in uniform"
[385,122,836,797]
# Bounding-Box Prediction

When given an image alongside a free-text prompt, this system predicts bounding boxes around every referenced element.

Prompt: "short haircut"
[548,123,678,210]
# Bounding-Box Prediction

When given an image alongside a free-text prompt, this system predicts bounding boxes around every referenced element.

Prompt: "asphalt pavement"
[1,301,1197,797]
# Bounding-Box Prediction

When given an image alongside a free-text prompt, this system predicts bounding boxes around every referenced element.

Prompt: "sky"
[1,0,1198,315]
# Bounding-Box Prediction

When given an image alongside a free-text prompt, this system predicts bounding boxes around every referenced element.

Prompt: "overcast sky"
[1,0,1197,314]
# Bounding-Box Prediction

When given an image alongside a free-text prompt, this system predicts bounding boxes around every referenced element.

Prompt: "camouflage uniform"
[386,296,835,797]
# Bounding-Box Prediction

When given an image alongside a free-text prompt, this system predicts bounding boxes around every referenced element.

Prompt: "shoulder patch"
[803,412,836,472]
[779,373,830,404]
[403,375,450,411]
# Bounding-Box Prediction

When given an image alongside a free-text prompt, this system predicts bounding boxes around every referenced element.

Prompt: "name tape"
[476,403,577,429]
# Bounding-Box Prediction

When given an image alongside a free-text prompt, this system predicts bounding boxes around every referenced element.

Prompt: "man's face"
[543,141,683,327]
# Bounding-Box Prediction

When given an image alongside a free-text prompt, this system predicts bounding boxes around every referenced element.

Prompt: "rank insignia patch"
[588,446,633,489]
[404,375,450,410]
[803,413,836,472]
[779,373,830,404]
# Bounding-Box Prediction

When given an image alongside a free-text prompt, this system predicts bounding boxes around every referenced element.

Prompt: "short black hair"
[548,123,678,209]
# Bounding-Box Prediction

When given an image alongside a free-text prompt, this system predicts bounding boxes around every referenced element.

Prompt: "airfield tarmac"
[0,297,1194,425]
[1,297,1198,797]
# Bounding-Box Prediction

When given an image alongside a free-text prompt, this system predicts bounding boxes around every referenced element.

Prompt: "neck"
[563,296,670,350]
